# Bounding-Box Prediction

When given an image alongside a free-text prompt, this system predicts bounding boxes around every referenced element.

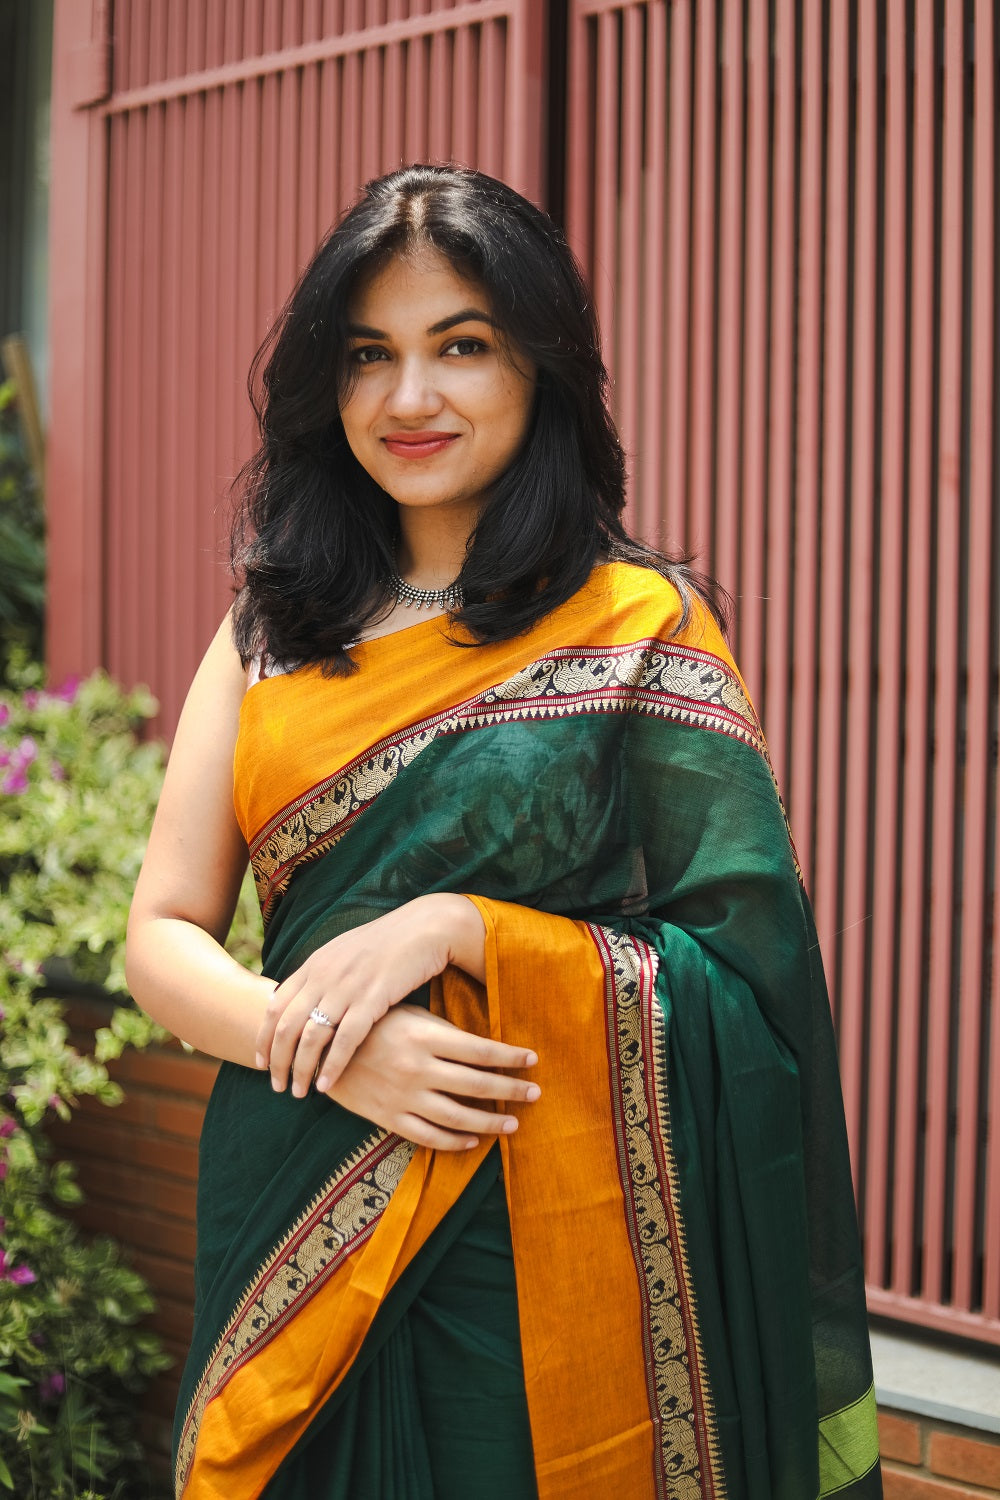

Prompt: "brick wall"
[52,997,217,1462]
[880,1410,1000,1497]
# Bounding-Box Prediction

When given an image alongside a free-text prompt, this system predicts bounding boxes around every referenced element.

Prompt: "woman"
[126,165,881,1500]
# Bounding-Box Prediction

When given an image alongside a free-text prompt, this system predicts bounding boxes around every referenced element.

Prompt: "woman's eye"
[445,338,487,357]
[353,346,388,365]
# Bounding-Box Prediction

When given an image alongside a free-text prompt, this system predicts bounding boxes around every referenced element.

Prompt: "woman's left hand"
[255,893,486,1098]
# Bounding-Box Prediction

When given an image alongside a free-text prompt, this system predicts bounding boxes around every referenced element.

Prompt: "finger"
[432,1030,538,1072]
[415,1094,522,1137]
[255,975,304,1070]
[426,1061,541,1105]
[393,1113,482,1153]
[315,1013,374,1093]
[270,998,335,1092]
[289,1015,337,1098]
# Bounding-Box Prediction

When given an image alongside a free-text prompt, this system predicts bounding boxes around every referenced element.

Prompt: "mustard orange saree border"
[468,897,727,1500]
[175,1126,495,1498]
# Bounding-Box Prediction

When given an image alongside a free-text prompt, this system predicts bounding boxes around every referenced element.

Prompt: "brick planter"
[52,997,218,1461]
[880,1409,1000,1497]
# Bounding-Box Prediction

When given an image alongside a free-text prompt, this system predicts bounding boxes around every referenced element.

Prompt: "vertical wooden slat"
[507,0,546,202]
[298,62,321,267]
[640,0,667,545]
[814,0,851,1016]
[156,95,183,719]
[737,0,768,703]
[480,19,505,180]
[713,0,743,608]
[865,0,907,1285]
[452,22,476,169]
[923,0,965,1307]
[173,91,204,713]
[789,0,823,885]
[617,4,643,513]
[687,0,716,561]
[957,0,995,1315]
[564,11,593,270]
[593,12,619,374]
[216,79,241,565]
[428,26,450,160]
[382,1,406,169]
[763,0,795,796]
[662,0,690,560]
[892,0,935,1300]
[317,49,341,231]
[838,0,878,1174]
[406,17,429,165]
[104,111,127,674]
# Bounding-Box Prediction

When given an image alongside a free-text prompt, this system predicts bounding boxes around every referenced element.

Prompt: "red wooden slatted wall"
[48,0,547,733]
[566,0,1000,1346]
[48,0,1000,1352]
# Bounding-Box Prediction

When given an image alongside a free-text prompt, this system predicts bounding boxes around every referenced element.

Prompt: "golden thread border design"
[250,640,767,924]
[590,924,727,1500]
[174,1131,415,1497]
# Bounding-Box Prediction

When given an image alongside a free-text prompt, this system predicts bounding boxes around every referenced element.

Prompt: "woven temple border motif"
[174,1132,415,1496]
[250,640,766,923]
[589,924,727,1500]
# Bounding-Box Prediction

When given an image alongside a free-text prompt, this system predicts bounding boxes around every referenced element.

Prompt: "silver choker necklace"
[388,570,464,611]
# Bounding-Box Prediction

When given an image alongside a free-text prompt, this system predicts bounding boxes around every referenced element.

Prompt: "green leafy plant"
[0,667,262,1497]
[0,381,45,679]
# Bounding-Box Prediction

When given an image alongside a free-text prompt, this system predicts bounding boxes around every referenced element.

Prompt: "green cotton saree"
[173,563,882,1499]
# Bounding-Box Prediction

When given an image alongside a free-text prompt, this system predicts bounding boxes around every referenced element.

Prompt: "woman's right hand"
[324,1003,540,1152]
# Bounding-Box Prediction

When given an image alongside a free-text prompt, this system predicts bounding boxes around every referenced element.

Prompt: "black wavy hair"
[231,164,723,670]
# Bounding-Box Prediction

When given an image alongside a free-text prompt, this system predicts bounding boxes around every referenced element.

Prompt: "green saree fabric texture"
[174,568,881,1498]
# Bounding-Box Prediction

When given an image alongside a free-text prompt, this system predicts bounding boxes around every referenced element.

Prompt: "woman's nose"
[383,357,444,419]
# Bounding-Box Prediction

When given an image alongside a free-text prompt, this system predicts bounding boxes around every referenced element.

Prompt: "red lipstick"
[382,431,458,459]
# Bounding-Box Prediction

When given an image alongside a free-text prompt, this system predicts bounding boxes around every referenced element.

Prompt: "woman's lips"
[382,432,459,459]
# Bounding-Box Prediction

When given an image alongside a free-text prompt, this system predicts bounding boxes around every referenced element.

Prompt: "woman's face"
[339,247,536,527]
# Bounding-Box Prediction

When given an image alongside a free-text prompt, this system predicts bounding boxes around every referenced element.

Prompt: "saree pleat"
[259,1176,537,1500]
[174,564,881,1499]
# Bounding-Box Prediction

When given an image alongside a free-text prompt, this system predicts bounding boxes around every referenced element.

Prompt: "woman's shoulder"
[585,559,717,646]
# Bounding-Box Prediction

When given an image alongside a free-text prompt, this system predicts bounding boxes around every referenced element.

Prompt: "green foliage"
[0,382,45,679]
[0,668,263,1497]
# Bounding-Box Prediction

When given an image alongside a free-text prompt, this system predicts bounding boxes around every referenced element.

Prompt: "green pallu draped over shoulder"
[173,564,882,1499]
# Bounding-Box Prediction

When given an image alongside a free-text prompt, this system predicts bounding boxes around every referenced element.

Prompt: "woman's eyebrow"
[427,309,496,334]
[346,309,496,340]
[346,322,389,339]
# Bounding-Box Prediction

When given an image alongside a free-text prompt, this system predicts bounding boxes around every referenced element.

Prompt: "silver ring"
[308,1008,335,1029]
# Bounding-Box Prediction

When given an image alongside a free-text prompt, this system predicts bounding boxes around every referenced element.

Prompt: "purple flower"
[1,769,29,795]
[54,676,81,703]
[21,690,40,710]
[0,750,9,768]
[0,1117,16,1138]
[0,703,9,726]
[38,1372,65,1403]
[17,737,37,764]
[0,1250,35,1285]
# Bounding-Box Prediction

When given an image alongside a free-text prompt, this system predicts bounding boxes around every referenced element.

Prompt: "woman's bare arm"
[125,614,273,1066]
[125,616,538,1147]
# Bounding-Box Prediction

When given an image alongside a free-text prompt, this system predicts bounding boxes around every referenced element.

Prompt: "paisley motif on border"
[250,640,768,924]
[174,1132,414,1497]
[588,924,727,1500]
